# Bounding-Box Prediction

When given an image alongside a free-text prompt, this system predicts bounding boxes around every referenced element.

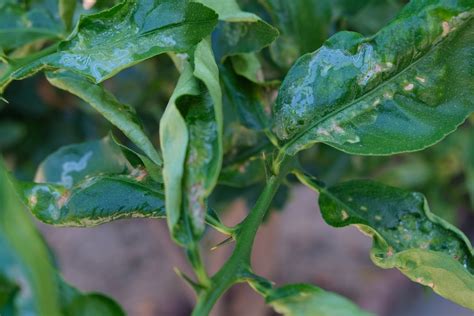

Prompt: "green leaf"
[0,1,63,52]
[160,39,223,243]
[22,136,165,227]
[46,70,162,166]
[195,0,279,59]
[59,279,125,316]
[317,179,474,310]
[266,284,373,316]
[63,293,125,316]
[221,62,269,131]
[0,159,62,315]
[273,1,474,156]
[262,0,332,69]
[0,0,218,92]
[59,0,77,31]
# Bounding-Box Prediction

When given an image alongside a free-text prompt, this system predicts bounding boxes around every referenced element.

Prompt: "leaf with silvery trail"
[316,179,474,310]
[21,136,165,227]
[273,1,474,156]
[0,0,218,93]
[161,39,223,244]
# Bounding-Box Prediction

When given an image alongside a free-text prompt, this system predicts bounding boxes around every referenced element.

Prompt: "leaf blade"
[274,2,474,156]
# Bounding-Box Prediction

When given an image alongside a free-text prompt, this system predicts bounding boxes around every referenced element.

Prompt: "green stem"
[192,155,293,315]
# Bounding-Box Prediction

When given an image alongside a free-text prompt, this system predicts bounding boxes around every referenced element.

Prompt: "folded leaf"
[317,179,474,310]
[46,70,162,166]
[266,284,373,316]
[273,1,474,156]
[0,159,61,315]
[0,0,218,92]
[161,39,223,243]
[196,0,279,59]
[23,136,165,227]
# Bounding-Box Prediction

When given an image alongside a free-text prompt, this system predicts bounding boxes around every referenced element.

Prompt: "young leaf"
[0,0,218,92]
[0,159,61,315]
[195,0,279,59]
[266,284,373,316]
[273,1,474,156]
[317,180,474,310]
[23,136,165,227]
[46,70,162,166]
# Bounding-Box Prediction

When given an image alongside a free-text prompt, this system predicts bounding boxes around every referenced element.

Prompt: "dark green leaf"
[0,159,62,315]
[0,1,63,52]
[266,284,373,316]
[196,0,279,59]
[0,0,218,92]
[23,136,165,227]
[262,0,332,69]
[221,62,269,130]
[46,70,162,166]
[274,1,474,156]
[317,180,474,310]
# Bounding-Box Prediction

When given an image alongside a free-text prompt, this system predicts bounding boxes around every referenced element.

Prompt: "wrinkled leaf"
[23,136,165,227]
[0,0,218,92]
[266,284,373,316]
[274,1,474,156]
[46,70,162,166]
[196,0,279,59]
[0,159,61,315]
[317,179,474,310]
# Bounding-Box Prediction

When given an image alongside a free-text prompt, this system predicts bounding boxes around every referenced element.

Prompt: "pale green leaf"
[266,284,373,316]
[0,159,61,315]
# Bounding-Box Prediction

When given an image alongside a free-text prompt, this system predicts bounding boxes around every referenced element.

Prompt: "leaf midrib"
[280,15,472,153]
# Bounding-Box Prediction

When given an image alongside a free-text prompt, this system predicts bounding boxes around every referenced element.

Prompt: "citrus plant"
[1,0,474,315]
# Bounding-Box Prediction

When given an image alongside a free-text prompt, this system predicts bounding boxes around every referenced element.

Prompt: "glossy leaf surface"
[46,70,162,166]
[23,136,165,227]
[0,159,61,315]
[266,284,372,316]
[318,180,474,310]
[274,1,474,156]
[196,0,279,59]
[0,0,218,92]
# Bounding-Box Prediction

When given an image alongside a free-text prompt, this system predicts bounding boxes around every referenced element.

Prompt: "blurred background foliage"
[3,0,471,228]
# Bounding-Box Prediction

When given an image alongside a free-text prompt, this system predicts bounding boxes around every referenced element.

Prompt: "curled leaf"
[318,179,474,310]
